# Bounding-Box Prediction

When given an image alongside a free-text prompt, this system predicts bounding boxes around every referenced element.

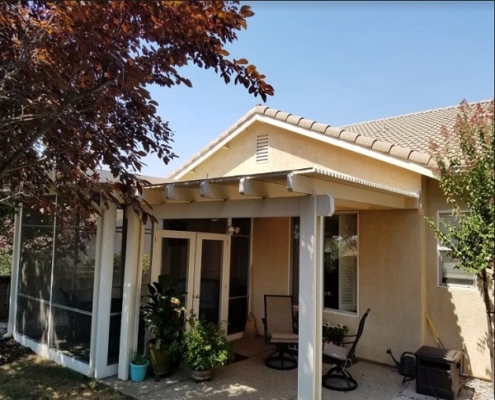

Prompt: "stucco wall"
[251,217,291,336]
[182,122,421,193]
[422,178,492,379]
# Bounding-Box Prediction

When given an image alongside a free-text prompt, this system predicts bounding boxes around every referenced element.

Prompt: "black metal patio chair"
[322,308,371,391]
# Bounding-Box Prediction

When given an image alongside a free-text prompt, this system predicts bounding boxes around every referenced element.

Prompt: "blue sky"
[143,1,494,177]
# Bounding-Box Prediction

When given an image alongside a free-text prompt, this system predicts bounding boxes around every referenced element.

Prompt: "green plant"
[322,324,349,346]
[172,312,234,372]
[130,351,148,366]
[140,279,185,350]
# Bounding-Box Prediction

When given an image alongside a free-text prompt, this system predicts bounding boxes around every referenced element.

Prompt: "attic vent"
[256,134,269,163]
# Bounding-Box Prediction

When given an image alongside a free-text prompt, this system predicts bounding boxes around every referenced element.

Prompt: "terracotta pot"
[191,368,213,382]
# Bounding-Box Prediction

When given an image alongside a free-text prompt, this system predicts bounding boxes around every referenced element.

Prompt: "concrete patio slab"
[102,337,477,400]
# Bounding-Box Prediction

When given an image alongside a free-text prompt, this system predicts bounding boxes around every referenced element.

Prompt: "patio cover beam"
[147,194,334,220]
[287,172,417,209]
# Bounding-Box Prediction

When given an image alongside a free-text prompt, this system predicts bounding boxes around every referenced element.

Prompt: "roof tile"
[312,122,330,133]
[409,151,432,165]
[255,105,269,114]
[390,145,413,160]
[264,108,280,118]
[325,127,344,138]
[372,140,393,154]
[298,118,316,130]
[339,130,360,143]
[355,135,377,148]
[275,111,291,122]
[287,115,303,125]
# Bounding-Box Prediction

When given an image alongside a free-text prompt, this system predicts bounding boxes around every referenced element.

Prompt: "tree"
[0,1,274,220]
[427,99,494,380]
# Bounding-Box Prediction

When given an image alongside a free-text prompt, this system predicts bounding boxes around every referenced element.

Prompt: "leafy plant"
[130,351,148,366]
[322,324,349,346]
[140,280,185,350]
[172,312,234,372]
[426,99,494,379]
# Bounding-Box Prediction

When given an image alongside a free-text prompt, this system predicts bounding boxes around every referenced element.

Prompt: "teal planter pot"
[130,361,149,382]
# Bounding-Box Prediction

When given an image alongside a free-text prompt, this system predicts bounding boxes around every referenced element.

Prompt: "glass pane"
[323,214,357,312]
[229,236,249,297]
[50,305,91,362]
[228,297,248,335]
[16,296,50,343]
[160,237,190,309]
[232,218,251,236]
[199,240,222,324]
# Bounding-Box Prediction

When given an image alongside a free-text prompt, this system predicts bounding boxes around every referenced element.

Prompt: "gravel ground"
[462,376,494,400]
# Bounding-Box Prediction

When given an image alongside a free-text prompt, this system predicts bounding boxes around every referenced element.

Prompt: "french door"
[151,231,230,329]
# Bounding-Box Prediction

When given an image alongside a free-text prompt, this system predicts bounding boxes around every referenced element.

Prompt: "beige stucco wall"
[422,177,492,379]
[353,209,425,366]
[181,121,421,193]
[251,217,291,336]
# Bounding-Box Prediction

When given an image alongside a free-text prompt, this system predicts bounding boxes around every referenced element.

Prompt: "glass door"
[151,231,230,328]
[193,234,230,327]
[151,231,195,312]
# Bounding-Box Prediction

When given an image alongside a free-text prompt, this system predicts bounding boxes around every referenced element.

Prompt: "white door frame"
[151,230,230,328]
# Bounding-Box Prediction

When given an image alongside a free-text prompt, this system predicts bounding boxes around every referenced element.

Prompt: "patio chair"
[322,308,371,391]
[262,294,299,370]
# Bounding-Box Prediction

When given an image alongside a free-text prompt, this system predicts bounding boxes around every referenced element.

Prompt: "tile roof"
[168,100,493,178]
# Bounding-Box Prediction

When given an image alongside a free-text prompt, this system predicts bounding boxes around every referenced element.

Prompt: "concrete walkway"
[102,337,475,400]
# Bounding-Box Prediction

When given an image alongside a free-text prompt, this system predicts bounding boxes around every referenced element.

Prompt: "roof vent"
[256,134,269,164]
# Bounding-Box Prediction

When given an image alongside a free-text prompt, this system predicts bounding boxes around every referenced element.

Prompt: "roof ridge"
[339,99,493,128]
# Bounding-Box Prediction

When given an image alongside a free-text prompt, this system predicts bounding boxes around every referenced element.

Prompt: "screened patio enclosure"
[8,167,419,399]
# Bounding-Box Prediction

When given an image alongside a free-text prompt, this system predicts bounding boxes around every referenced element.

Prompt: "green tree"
[427,99,494,379]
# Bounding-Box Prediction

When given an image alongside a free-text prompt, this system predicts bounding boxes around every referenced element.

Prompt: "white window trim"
[436,209,476,289]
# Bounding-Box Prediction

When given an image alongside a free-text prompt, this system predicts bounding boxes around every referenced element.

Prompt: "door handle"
[195,294,200,299]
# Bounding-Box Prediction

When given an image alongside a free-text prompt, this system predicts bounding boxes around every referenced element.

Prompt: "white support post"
[7,207,22,336]
[297,195,325,400]
[118,207,143,380]
[88,213,104,377]
[94,203,117,379]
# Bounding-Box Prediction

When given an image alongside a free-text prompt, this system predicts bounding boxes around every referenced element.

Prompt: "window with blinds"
[437,211,476,287]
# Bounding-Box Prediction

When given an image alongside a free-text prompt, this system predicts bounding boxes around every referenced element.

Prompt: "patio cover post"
[7,207,22,336]
[297,195,329,400]
[118,207,143,380]
[94,203,117,379]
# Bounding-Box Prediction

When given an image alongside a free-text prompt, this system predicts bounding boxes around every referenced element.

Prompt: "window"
[437,211,476,287]
[291,213,358,313]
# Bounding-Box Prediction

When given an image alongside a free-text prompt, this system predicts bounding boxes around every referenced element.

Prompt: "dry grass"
[0,354,129,400]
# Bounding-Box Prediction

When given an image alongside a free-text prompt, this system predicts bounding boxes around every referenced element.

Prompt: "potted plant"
[322,323,349,346]
[140,277,185,377]
[129,351,149,382]
[171,312,234,382]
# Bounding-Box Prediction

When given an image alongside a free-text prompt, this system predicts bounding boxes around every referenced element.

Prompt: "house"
[6,101,493,399]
